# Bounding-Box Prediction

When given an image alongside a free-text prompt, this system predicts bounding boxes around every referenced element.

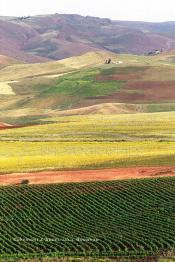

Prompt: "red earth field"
[1,166,175,186]
[0,123,13,129]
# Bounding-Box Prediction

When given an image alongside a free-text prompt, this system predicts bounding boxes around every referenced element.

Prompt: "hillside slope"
[0,51,175,124]
[2,14,175,61]
[0,51,116,81]
[0,55,21,67]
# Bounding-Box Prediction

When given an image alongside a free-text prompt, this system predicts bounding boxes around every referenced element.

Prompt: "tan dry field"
[0,82,15,95]
[56,103,141,115]
[1,166,175,186]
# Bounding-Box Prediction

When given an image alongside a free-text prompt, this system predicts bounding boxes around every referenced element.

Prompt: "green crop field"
[44,67,124,97]
[1,177,175,260]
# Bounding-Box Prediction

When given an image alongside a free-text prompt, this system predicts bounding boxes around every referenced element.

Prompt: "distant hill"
[1,14,175,62]
[0,55,21,68]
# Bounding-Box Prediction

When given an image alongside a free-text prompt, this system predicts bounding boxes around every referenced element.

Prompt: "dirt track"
[1,166,175,186]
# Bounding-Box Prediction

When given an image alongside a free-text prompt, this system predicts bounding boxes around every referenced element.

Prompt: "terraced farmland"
[0,177,175,260]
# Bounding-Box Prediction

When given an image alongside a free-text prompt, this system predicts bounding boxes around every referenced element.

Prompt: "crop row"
[0,177,175,259]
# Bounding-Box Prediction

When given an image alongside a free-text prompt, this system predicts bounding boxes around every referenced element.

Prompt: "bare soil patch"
[0,122,14,129]
[96,73,143,81]
[125,80,175,101]
[1,166,175,186]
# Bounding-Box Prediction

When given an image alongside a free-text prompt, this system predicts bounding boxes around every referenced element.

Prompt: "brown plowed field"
[125,80,175,101]
[1,166,175,186]
[96,73,143,81]
[86,80,175,103]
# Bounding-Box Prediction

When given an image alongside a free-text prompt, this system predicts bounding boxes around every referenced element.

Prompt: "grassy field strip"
[0,141,174,173]
[1,112,175,141]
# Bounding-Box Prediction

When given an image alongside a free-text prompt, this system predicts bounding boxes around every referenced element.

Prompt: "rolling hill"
[1,50,175,124]
[0,55,21,68]
[2,14,175,62]
[0,51,116,81]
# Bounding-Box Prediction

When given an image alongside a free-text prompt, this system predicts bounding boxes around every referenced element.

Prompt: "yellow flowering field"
[0,141,174,173]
